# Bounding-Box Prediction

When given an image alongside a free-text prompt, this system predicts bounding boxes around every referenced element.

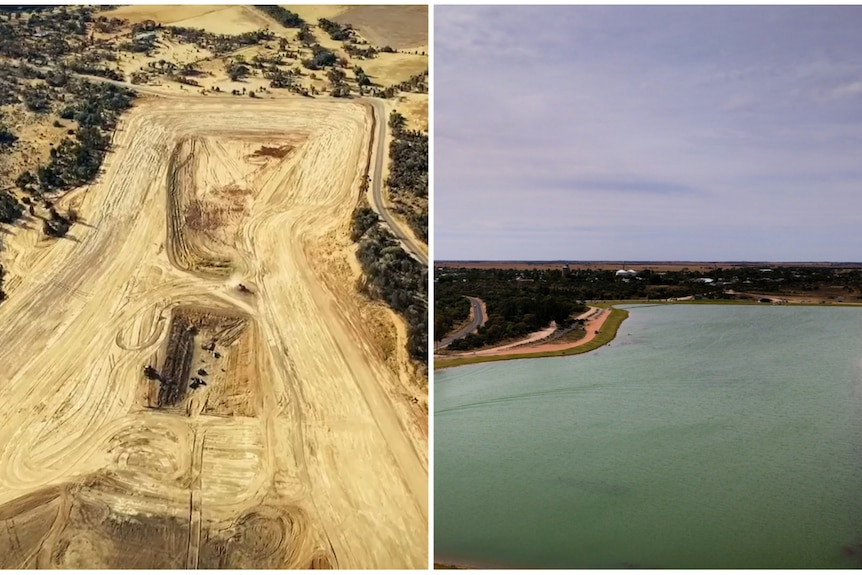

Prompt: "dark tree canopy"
[254,5,305,28]
[351,208,427,363]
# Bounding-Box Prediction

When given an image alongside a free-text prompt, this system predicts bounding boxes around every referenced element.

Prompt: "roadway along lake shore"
[434,305,628,370]
[434,298,862,371]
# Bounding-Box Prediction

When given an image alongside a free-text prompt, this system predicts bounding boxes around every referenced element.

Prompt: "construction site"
[0,95,427,568]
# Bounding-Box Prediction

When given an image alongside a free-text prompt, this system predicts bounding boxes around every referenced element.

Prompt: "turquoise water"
[435,305,862,568]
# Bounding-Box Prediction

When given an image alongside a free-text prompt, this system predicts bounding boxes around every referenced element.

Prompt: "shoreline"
[442,306,607,358]
[434,556,521,570]
[434,306,629,370]
[433,298,862,371]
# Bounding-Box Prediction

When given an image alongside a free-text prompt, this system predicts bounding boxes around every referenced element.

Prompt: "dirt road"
[0,97,426,568]
[437,307,612,360]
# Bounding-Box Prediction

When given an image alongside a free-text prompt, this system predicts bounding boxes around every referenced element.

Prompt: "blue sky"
[434,6,862,261]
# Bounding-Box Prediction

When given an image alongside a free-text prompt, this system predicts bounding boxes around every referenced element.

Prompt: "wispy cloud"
[435,5,862,261]
[829,80,862,100]
[719,93,758,113]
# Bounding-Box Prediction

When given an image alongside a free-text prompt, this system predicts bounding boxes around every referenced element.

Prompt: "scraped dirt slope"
[0,98,426,569]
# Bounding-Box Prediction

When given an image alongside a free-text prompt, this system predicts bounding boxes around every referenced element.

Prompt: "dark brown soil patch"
[252,145,292,159]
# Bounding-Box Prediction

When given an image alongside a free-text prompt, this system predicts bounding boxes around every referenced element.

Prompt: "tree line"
[20,81,134,195]
[317,18,354,41]
[436,270,587,350]
[0,6,95,64]
[351,205,428,363]
[435,264,862,350]
[254,6,306,28]
[386,111,428,242]
[433,292,470,344]
[6,80,135,236]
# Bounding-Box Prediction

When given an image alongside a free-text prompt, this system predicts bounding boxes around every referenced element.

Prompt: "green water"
[435,305,862,568]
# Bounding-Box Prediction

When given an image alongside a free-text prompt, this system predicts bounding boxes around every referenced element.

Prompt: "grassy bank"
[434,307,629,370]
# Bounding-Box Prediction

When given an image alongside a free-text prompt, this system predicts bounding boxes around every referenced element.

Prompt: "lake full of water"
[435,305,862,568]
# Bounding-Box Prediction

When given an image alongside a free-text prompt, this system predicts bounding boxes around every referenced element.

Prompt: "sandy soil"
[117,39,211,80]
[0,97,426,568]
[518,308,611,354]
[0,104,79,192]
[439,307,612,359]
[475,322,558,354]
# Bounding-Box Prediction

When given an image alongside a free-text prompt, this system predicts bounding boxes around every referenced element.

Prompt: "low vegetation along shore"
[435,305,629,370]
[434,263,862,370]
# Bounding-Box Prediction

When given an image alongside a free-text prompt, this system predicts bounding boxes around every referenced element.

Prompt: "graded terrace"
[0,96,426,568]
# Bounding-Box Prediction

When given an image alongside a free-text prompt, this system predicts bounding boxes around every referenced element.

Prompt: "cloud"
[829,80,862,99]
[525,176,708,199]
[434,5,862,261]
[720,93,758,112]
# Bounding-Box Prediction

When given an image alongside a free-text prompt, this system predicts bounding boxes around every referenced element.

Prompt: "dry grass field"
[105,4,428,91]
[333,5,428,51]
[109,5,270,32]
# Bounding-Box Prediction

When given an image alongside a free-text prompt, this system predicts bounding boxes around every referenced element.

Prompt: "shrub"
[0,190,23,224]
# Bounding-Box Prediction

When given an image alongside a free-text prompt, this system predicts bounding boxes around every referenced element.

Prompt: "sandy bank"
[435,306,626,370]
[440,306,608,358]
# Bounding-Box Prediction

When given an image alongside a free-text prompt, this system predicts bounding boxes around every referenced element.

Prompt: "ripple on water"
[435,305,862,569]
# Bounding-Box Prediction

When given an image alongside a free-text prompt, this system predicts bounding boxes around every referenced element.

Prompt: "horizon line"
[435,260,862,265]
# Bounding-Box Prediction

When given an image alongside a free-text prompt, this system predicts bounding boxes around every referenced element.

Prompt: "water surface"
[435,305,862,568]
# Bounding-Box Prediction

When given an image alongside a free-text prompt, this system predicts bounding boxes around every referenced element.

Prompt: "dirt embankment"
[440,306,612,360]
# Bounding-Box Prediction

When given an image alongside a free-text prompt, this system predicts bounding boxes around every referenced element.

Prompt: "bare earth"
[0,97,426,568]
[460,322,558,356]
[438,307,612,359]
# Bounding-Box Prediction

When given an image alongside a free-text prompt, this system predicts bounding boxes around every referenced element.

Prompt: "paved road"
[435,296,485,350]
[366,99,428,267]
